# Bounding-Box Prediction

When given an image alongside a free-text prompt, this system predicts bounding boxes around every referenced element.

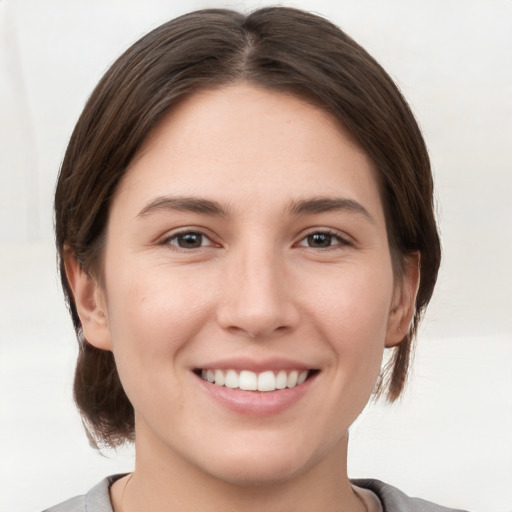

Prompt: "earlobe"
[64,249,112,351]
[385,252,421,348]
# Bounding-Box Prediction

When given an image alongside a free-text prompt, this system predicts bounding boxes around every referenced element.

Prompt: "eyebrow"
[288,197,375,223]
[137,195,374,223]
[137,196,230,218]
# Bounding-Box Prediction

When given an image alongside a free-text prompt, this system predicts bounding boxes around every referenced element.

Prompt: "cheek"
[102,260,217,382]
[102,265,204,412]
[304,260,394,340]
[304,261,394,389]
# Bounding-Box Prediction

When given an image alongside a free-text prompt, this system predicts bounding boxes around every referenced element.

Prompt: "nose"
[216,244,300,339]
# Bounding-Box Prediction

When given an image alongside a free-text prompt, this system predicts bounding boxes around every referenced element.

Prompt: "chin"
[195,438,326,487]
[208,457,310,487]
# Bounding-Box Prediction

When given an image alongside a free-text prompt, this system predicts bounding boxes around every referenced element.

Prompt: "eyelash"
[161,228,351,251]
[162,230,216,250]
[296,229,351,250]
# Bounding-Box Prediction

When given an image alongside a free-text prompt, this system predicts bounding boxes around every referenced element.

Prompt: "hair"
[54,7,441,448]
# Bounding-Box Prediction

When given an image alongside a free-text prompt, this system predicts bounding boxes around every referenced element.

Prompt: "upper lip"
[193,357,316,373]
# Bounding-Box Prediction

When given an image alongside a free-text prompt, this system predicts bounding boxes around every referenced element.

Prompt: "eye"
[297,231,349,249]
[165,231,212,249]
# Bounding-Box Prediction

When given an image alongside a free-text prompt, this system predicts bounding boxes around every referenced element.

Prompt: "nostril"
[216,279,300,338]
[224,322,294,340]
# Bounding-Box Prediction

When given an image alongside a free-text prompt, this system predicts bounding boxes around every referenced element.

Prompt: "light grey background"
[0,1,511,511]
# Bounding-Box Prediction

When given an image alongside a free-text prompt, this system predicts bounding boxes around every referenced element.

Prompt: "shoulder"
[42,475,124,512]
[352,479,471,512]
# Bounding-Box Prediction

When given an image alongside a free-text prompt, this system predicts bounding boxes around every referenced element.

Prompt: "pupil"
[309,233,331,247]
[179,233,202,248]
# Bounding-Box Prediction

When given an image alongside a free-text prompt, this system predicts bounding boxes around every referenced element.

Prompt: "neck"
[112,430,365,512]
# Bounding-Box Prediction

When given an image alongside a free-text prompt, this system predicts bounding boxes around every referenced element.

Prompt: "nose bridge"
[217,238,298,338]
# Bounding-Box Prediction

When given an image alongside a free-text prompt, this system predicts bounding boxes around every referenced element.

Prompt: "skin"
[66,84,419,512]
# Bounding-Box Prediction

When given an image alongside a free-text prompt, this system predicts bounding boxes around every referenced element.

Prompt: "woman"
[47,6,464,512]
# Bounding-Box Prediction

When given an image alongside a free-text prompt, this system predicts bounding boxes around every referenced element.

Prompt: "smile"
[198,369,314,392]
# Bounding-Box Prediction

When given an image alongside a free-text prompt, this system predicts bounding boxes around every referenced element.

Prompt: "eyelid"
[295,228,353,248]
[159,227,220,248]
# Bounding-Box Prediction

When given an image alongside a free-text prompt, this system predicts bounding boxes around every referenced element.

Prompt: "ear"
[385,252,421,348]
[64,249,112,351]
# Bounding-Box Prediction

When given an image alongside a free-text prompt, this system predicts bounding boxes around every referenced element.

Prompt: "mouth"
[194,368,319,392]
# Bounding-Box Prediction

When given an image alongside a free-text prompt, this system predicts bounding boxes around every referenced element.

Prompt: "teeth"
[297,370,308,385]
[239,370,257,391]
[287,370,298,388]
[214,369,225,386]
[258,371,275,392]
[275,370,287,389]
[225,369,239,389]
[199,369,310,391]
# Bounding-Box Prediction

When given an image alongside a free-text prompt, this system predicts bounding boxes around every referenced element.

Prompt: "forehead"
[113,83,384,223]
[136,84,361,161]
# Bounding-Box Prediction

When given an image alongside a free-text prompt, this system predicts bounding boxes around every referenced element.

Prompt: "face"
[73,84,416,485]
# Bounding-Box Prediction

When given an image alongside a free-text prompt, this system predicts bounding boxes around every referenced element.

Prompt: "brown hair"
[55,7,441,448]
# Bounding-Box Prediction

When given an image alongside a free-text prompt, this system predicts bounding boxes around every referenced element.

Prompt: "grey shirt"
[43,475,470,512]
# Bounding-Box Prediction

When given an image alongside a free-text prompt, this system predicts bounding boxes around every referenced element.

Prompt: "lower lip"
[195,373,317,417]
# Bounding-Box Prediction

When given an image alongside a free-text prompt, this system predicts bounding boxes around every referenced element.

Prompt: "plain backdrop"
[0,1,511,511]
